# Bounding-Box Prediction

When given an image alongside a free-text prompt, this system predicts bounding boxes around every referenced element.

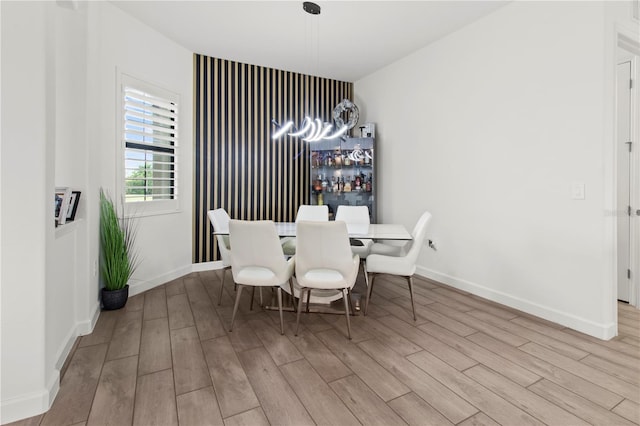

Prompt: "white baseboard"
[0,387,50,425]
[416,266,616,340]
[45,370,60,412]
[78,301,101,336]
[0,367,63,424]
[192,260,222,272]
[114,262,224,297]
[128,265,193,297]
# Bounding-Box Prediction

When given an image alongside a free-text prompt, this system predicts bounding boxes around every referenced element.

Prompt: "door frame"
[615,31,640,312]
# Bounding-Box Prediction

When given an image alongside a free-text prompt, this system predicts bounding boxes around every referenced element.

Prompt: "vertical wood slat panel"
[193,54,353,262]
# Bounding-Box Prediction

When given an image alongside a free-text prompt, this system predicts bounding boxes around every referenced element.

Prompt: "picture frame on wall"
[66,191,81,222]
[55,187,72,226]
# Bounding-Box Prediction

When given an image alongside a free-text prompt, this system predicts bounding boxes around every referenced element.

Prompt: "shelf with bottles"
[312,170,373,195]
[309,136,376,222]
[311,148,374,170]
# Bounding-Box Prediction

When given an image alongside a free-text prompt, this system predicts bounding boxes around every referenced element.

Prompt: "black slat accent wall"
[194,54,353,263]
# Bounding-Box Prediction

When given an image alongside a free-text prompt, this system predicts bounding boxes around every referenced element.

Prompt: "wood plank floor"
[8,272,640,426]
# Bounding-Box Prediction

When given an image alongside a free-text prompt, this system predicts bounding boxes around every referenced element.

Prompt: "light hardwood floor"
[8,272,640,426]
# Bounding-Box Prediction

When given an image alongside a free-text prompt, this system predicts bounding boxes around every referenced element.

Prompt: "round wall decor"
[333,99,360,130]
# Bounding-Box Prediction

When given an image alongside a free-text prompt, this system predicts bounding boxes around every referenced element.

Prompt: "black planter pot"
[102,285,129,310]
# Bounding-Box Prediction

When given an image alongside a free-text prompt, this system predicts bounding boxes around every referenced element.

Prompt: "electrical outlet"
[571,183,585,200]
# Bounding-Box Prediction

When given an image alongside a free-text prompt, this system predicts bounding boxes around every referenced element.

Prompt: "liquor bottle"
[344,152,351,166]
[354,173,362,191]
[321,174,328,192]
[366,173,372,192]
[314,174,322,193]
[334,152,342,167]
[338,176,344,192]
[344,176,351,192]
[331,176,337,193]
[364,149,371,165]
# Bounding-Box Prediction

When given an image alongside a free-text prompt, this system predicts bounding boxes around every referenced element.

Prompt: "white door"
[617,60,632,302]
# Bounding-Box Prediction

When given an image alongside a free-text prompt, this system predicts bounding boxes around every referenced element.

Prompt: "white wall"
[355,1,630,338]
[86,1,194,296]
[1,2,51,422]
[1,1,193,423]
[46,2,91,411]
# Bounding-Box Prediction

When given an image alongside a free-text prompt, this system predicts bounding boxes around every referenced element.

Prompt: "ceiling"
[111,1,508,82]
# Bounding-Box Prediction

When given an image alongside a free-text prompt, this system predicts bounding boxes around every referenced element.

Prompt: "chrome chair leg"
[218,266,230,305]
[229,285,244,332]
[407,276,416,321]
[295,288,307,336]
[347,288,355,315]
[342,289,352,340]
[249,287,256,310]
[364,272,376,315]
[276,286,284,335]
[289,277,297,308]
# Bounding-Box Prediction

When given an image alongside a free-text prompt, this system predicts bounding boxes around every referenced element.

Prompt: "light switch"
[571,183,585,200]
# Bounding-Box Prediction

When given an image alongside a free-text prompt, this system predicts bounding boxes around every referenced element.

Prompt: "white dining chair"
[294,220,360,339]
[281,204,329,256]
[208,208,232,305]
[228,219,295,334]
[334,205,373,259]
[364,211,432,320]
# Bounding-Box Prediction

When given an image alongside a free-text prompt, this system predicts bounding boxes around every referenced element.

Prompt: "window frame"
[117,72,180,217]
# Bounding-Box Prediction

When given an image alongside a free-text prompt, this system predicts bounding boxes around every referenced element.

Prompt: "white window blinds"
[123,85,178,203]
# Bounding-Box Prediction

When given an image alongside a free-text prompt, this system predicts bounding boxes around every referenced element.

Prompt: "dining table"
[213,220,413,314]
[214,221,413,241]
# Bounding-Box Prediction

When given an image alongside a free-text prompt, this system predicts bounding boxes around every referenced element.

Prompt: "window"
[121,75,179,212]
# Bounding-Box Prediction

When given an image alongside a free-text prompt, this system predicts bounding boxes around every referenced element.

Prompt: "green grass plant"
[100,189,140,291]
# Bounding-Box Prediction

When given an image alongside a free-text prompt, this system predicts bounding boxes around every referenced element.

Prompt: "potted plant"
[99,188,140,310]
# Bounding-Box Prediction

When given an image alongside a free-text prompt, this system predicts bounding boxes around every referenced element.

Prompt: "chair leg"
[342,289,352,340]
[295,288,307,336]
[407,276,416,321]
[289,278,297,309]
[347,288,355,315]
[276,287,284,335]
[249,287,256,310]
[305,288,311,313]
[364,273,376,316]
[218,267,229,306]
[229,285,244,332]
